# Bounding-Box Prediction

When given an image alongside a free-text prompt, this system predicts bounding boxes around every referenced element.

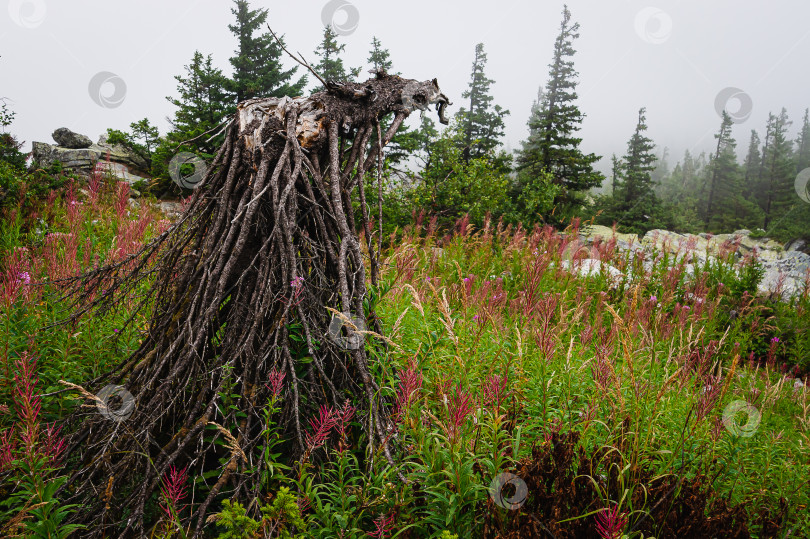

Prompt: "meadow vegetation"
[0,168,808,537]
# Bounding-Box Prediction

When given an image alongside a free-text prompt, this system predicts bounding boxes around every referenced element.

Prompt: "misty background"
[3,0,809,176]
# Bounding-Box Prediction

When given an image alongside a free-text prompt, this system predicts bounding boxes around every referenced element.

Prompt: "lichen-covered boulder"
[52,127,92,149]
[31,130,150,184]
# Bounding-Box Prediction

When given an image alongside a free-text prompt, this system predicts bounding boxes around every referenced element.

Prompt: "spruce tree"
[705,112,734,224]
[227,0,306,102]
[610,107,659,232]
[610,153,620,197]
[703,112,761,230]
[742,129,761,200]
[165,51,231,156]
[652,147,670,187]
[796,108,810,172]
[454,43,509,162]
[367,36,394,74]
[757,113,774,199]
[761,108,795,229]
[313,26,360,89]
[516,4,603,224]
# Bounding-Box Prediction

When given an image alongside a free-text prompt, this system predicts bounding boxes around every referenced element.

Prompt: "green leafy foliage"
[405,122,511,228]
[214,500,261,539]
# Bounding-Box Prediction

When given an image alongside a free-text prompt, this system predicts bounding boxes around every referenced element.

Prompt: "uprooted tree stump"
[58,73,451,537]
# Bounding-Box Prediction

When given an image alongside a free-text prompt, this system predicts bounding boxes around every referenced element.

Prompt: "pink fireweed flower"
[265,367,286,399]
[696,375,722,423]
[446,384,474,444]
[592,354,615,391]
[335,401,355,436]
[67,196,82,230]
[287,276,305,306]
[595,504,628,539]
[580,324,595,347]
[368,512,395,538]
[0,429,17,471]
[1,248,31,306]
[335,400,356,452]
[463,275,475,295]
[15,354,41,433]
[160,465,189,520]
[40,423,66,463]
[305,405,337,452]
[5,353,66,467]
[89,161,105,207]
[482,373,509,413]
[767,337,780,367]
[393,363,423,424]
[115,181,130,219]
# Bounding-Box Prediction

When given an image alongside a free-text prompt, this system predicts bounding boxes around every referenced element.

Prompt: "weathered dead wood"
[57,73,451,537]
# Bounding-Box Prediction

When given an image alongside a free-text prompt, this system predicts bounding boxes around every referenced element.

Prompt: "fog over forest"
[4,3,810,537]
[4,0,810,175]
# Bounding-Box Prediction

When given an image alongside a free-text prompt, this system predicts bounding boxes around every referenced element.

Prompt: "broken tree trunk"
[58,74,451,537]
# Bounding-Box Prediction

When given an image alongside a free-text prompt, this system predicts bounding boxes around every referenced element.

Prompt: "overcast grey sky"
[2,0,809,175]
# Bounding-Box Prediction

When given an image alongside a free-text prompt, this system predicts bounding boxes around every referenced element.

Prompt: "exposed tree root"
[57,73,451,537]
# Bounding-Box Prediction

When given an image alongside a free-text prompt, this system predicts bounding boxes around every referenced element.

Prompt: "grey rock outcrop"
[577,225,809,300]
[32,129,150,185]
[51,127,92,149]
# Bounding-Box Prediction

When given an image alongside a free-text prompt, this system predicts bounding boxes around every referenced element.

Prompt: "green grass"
[1,179,808,537]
